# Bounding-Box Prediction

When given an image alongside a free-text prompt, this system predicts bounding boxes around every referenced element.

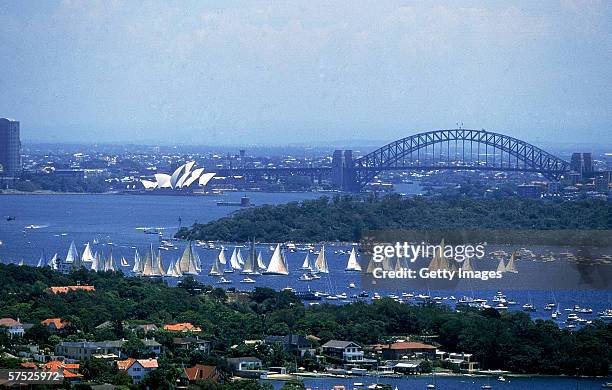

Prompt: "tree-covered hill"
[176,195,612,242]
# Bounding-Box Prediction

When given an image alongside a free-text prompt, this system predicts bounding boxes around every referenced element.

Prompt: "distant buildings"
[0,317,27,337]
[55,339,161,361]
[0,118,21,177]
[321,340,364,363]
[570,152,594,179]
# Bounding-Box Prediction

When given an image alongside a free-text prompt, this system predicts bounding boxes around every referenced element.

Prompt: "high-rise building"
[0,118,21,177]
[569,152,594,179]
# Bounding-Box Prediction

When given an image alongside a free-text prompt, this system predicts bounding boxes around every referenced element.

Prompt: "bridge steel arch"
[350,129,569,191]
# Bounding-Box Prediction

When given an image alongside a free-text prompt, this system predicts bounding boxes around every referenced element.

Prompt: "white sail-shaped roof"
[81,243,95,263]
[345,248,361,271]
[183,168,205,187]
[198,172,216,186]
[154,173,172,188]
[141,179,158,189]
[314,246,328,273]
[176,161,196,187]
[263,244,289,275]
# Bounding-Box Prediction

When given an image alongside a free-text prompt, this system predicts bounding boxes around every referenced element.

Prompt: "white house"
[117,358,158,384]
[0,318,25,337]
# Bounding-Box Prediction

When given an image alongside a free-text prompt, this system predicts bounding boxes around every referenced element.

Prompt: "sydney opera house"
[140,161,216,191]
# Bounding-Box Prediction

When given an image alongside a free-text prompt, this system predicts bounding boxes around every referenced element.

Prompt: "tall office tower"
[0,118,21,177]
[570,152,582,173]
[581,152,594,178]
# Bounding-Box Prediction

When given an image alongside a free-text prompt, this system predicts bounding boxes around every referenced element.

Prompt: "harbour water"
[268,375,608,389]
[0,193,611,325]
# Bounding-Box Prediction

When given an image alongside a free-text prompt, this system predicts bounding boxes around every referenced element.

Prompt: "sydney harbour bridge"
[212,129,571,192]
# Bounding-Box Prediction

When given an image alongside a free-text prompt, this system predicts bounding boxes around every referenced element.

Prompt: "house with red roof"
[41,318,70,332]
[380,341,437,360]
[117,358,158,384]
[183,364,221,383]
[47,285,95,294]
[163,322,202,333]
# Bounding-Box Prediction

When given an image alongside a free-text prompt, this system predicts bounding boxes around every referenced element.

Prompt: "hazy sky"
[1,0,611,146]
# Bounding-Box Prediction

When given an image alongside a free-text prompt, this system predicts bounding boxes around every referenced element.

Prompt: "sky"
[1,0,611,146]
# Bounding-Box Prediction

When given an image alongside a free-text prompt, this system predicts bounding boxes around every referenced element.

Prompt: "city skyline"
[1,1,611,146]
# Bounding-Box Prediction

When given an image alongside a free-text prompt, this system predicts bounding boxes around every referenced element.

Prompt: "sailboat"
[120,256,129,267]
[91,251,99,272]
[241,240,257,274]
[81,242,95,263]
[165,258,183,278]
[47,253,59,270]
[462,256,474,272]
[314,245,329,274]
[256,251,267,271]
[64,241,81,270]
[36,251,46,268]
[209,248,224,276]
[156,250,166,276]
[104,249,117,272]
[141,244,162,277]
[193,247,202,272]
[263,244,289,275]
[301,253,313,271]
[132,249,142,274]
[496,258,506,273]
[345,247,361,271]
[177,242,199,275]
[236,248,245,266]
[228,248,242,271]
[505,251,518,273]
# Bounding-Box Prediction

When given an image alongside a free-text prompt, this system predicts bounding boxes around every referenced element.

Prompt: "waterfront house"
[183,364,222,383]
[117,358,158,384]
[390,359,427,374]
[173,337,211,353]
[0,318,26,337]
[444,352,479,372]
[380,341,437,360]
[163,322,202,333]
[264,334,314,357]
[226,356,263,372]
[321,340,364,363]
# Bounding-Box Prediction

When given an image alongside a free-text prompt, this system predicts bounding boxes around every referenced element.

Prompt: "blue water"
[267,375,608,389]
[0,193,611,327]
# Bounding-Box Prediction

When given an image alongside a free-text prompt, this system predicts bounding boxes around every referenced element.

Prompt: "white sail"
[120,256,129,267]
[65,241,78,263]
[229,248,241,270]
[193,246,202,272]
[178,243,199,275]
[132,249,142,274]
[301,253,312,270]
[37,252,45,268]
[209,251,222,276]
[218,247,227,265]
[166,259,181,277]
[345,248,361,271]
[141,245,159,276]
[173,258,183,277]
[156,250,166,276]
[48,253,59,270]
[314,246,329,273]
[81,243,95,263]
[91,251,99,272]
[505,252,518,273]
[105,249,117,272]
[496,258,506,273]
[241,242,256,274]
[237,248,245,265]
[256,251,267,270]
[18,259,24,266]
[263,244,289,275]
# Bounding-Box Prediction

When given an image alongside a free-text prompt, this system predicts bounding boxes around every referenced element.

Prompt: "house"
[173,337,211,353]
[226,357,263,372]
[42,318,70,332]
[117,358,158,384]
[264,334,314,357]
[0,318,26,337]
[321,340,364,363]
[183,364,222,382]
[55,339,161,361]
[445,352,479,372]
[43,360,82,381]
[390,359,427,374]
[163,322,202,333]
[380,342,437,360]
[134,324,158,333]
[47,285,95,294]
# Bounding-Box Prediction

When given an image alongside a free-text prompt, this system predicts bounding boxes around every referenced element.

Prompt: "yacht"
[240,277,256,283]
[217,276,232,284]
